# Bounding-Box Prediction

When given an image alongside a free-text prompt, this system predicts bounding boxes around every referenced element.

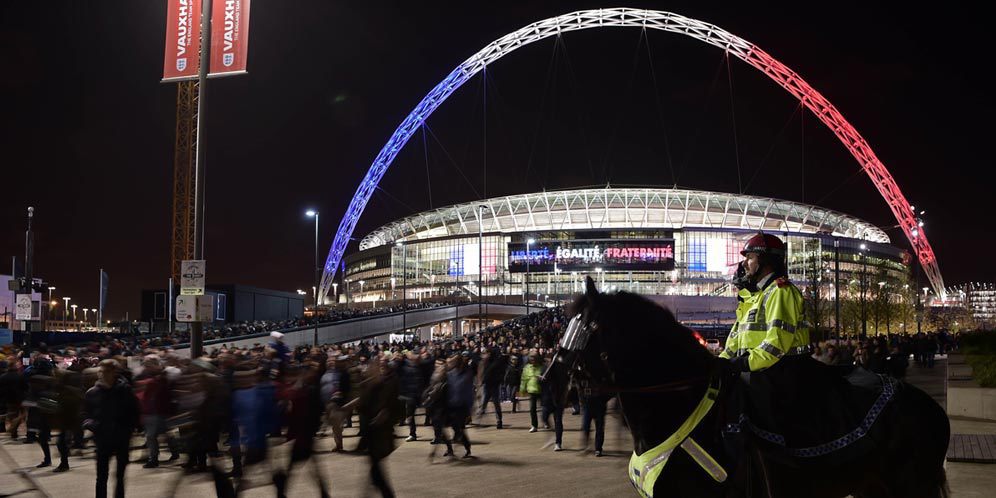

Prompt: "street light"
[297,289,307,295]
[62,297,71,322]
[477,205,489,333]
[396,241,408,334]
[525,238,535,315]
[91,309,97,328]
[306,209,320,346]
[332,282,338,303]
[70,304,78,321]
[859,244,867,336]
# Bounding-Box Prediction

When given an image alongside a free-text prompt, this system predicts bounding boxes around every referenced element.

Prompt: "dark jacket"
[446,367,475,412]
[360,372,401,459]
[84,376,140,446]
[503,361,522,388]
[0,369,27,407]
[399,359,425,400]
[482,355,508,387]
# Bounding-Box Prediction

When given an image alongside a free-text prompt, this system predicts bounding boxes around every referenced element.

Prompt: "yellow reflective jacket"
[719,288,756,360]
[722,274,811,371]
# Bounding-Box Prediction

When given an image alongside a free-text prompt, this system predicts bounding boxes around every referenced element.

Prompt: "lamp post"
[332,282,338,304]
[62,297,71,323]
[90,308,97,328]
[878,281,887,335]
[860,243,867,336]
[71,304,78,321]
[525,238,535,316]
[47,286,55,328]
[306,210,320,346]
[833,238,840,339]
[397,241,407,334]
[478,205,487,333]
[82,307,90,325]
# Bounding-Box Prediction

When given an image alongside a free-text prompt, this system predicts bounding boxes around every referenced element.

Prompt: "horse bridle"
[548,313,712,396]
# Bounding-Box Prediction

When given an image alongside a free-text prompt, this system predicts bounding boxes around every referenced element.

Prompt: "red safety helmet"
[740,232,786,257]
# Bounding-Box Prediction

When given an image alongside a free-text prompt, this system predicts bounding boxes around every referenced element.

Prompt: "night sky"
[2,1,992,320]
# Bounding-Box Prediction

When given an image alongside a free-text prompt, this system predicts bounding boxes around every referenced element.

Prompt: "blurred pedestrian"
[85,359,139,498]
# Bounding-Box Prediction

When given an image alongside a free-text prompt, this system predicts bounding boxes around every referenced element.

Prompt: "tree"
[801,239,832,335]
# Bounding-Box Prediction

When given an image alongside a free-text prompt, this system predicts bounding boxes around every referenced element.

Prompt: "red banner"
[163,0,202,81]
[209,0,251,77]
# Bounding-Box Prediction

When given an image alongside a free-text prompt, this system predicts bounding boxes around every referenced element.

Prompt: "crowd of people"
[0,299,970,498]
[809,331,953,378]
[0,306,615,498]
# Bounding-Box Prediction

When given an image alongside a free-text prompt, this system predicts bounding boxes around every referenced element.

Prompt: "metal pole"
[915,258,922,334]
[478,205,484,332]
[190,0,213,359]
[402,243,407,333]
[168,277,174,334]
[313,213,319,346]
[525,240,531,316]
[97,268,103,328]
[834,238,840,338]
[22,207,34,343]
[861,250,867,337]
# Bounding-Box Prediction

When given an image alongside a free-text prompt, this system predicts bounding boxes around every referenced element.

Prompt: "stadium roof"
[359,187,890,250]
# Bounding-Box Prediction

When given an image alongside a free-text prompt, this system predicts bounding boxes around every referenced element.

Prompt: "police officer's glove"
[718,356,749,377]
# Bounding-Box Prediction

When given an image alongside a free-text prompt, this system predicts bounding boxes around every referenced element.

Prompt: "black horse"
[561,278,949,498]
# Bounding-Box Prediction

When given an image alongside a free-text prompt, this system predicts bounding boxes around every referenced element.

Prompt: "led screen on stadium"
[508,240,675,273]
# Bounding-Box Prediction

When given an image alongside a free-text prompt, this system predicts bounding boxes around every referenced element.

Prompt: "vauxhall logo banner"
[209,0,252,77]
[162,0,202,81]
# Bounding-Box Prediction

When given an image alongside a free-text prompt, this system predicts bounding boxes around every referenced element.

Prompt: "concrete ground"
[1,357,992,497]
[0,400,634,498]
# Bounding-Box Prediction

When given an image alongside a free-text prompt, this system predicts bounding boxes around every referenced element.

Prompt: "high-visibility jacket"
[719,288,756,360]
[722,274,811,371]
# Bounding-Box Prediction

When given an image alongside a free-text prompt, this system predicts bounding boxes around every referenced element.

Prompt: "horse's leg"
[873,387,950,498]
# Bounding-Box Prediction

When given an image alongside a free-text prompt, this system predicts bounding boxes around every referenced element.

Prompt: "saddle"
[722,356,899,465]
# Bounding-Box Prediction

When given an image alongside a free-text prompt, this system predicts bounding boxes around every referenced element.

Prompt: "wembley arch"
[317,8,944,304]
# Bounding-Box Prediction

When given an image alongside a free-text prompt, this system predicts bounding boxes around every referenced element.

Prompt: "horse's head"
[548,276,713,392]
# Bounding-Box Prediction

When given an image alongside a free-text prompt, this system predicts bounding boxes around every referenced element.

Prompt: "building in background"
[934,283,996,331]
[141,284,305,333]
[340,187,913,329]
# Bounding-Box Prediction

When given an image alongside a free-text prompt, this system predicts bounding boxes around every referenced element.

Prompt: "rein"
[585,375,711,396]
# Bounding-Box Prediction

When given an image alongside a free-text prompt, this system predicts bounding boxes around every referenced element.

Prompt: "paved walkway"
[1,358,993,497]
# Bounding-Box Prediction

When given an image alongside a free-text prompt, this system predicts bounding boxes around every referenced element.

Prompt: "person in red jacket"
[134,356,178,468]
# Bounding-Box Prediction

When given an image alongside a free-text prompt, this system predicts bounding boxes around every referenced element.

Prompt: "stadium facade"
[336,188,911,317]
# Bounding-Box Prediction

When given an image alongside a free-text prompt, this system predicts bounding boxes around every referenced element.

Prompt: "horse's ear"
[585,276,599,298]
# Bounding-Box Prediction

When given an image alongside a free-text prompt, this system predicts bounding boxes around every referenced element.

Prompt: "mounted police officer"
[720,232,810,372]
